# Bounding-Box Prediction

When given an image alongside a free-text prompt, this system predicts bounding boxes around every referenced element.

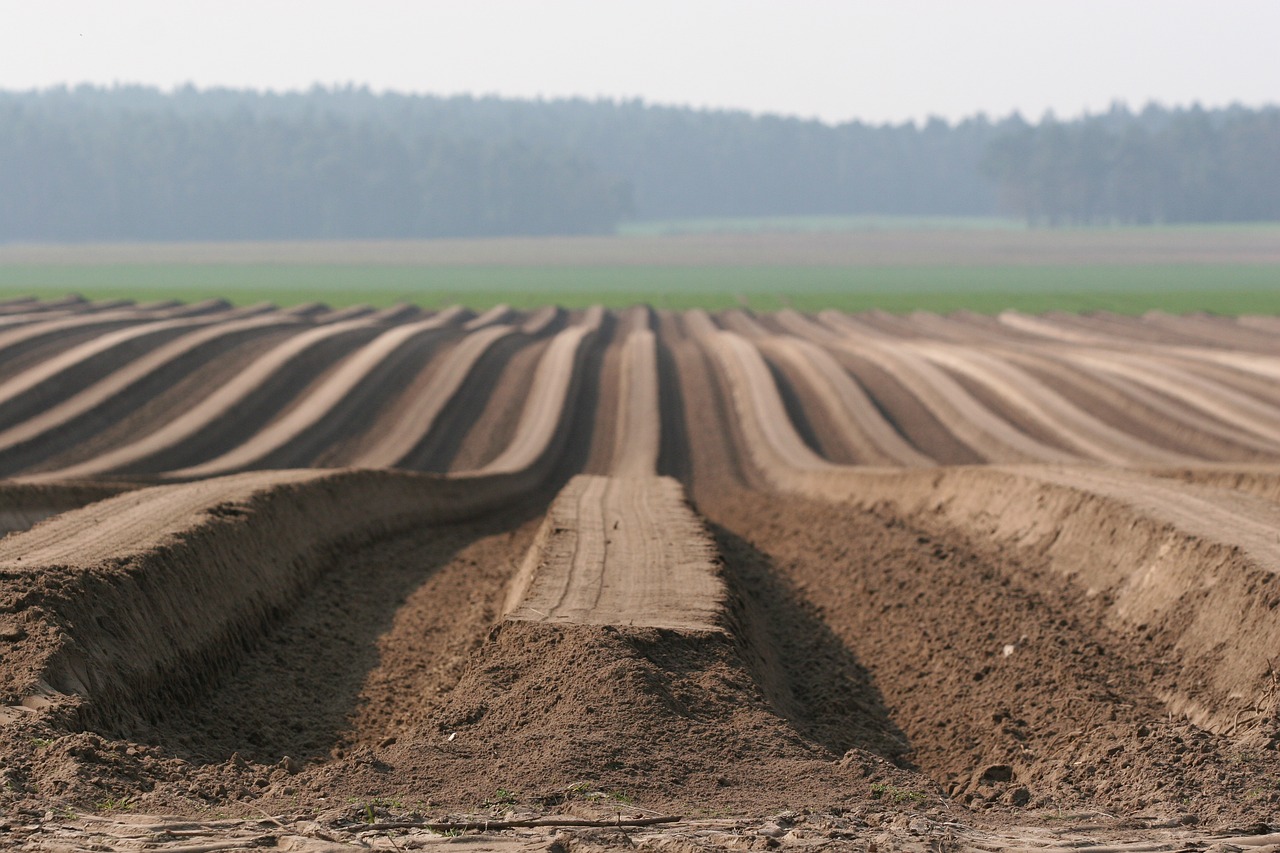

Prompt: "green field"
[1,263,1278,314]
[1,225,1278,314]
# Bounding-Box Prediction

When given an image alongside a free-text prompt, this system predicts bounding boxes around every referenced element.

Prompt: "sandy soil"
[3,299,1280,851]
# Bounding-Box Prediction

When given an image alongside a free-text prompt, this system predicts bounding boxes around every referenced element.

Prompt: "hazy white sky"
[2,0,1277,125]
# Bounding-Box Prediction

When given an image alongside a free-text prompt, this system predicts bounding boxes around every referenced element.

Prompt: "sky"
[2,0,1278,125]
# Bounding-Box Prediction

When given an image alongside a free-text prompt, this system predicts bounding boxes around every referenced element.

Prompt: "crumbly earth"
[3,303,1280,852]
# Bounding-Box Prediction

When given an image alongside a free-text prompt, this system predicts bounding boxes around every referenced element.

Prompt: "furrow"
[794,320,1077,463]
[757,335,935,466]
[345,322,529,469]
[169,311,466,477]
[31,319,385,479]
[1004,347,1280,459]
[1065,349,1280,448]
[469,307,606,477]
[0,317,303,476]
[906,342,1199,466]
[0,315,236,429]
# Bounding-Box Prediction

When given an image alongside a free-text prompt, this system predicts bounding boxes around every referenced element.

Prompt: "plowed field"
[4,297,1280,851]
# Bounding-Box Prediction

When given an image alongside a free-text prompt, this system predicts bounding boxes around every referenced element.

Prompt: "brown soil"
[699,488,1280,824]
[3,301,1280,851]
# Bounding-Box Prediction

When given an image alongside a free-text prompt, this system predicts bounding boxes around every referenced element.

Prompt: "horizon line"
[5,81,1278,130]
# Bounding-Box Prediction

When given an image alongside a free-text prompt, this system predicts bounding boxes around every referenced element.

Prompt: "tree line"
[0,86,1276,241]
[982,104,1280,225]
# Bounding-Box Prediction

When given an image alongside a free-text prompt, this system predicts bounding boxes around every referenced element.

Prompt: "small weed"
[30,737,54,748]
[870,783,926,804]
[96,796,134,813]
[486,788,519,807]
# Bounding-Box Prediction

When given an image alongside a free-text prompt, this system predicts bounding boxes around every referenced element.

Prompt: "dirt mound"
[405,619,922,813]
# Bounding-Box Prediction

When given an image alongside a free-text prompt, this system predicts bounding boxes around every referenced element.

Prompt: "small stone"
[280,756,300,774]
[758,822,785,838]
[0,621,26,642]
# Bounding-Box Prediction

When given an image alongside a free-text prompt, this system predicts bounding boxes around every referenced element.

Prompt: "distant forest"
[1,86,1277,241]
